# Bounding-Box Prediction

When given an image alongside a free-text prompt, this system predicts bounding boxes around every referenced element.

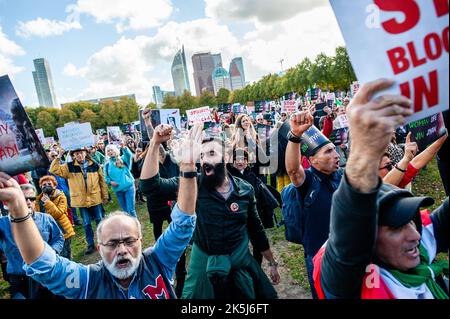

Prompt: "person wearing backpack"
[104,143,137,218]
[284,111,343,298]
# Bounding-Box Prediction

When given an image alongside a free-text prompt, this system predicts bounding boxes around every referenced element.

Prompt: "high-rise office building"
[32,58,58,107]
[229,57,246,91]
[212,53,223,68]
[212,66,231,95]
[192,52,217,96]
[152,86,164,106]
[171,45,191,96]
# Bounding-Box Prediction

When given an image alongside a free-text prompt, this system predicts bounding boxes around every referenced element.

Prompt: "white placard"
[35,129,45,145]
[282,100,297,113]
[330,0,449,123]
[57,123,95,151]
[186,106,212,126]
[107,126,122,145]
[159,109,182,130]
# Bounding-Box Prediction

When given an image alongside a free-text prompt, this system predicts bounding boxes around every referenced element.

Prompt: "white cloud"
[0,26,25,76]
[205,0,328,23]
[64,18,241,104]
[16,18,82,38]
[71,0,173,33]
[239,6,345,82]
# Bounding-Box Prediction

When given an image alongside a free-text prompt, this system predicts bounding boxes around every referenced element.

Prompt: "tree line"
[25,46,356,137]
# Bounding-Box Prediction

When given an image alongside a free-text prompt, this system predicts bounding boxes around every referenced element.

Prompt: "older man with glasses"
[0,183,64,299]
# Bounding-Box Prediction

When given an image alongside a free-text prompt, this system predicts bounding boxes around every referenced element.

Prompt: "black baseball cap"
[377,183,434,232]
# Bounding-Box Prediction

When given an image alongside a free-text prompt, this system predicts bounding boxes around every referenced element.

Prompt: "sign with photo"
[107,126,122,145]
[0,75,50,175]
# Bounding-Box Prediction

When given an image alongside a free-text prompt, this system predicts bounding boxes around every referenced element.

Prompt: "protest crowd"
[0,0,449,300]
[0,76,448,300]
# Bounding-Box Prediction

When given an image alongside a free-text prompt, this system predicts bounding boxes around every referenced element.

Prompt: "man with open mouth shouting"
[0,126,198,299]
[140,122,280,299]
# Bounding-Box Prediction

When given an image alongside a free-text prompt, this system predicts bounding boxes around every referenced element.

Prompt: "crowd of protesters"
[0,83,448,299]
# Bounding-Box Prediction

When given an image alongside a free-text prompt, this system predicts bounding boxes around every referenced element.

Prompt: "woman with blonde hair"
[104,142,137,217]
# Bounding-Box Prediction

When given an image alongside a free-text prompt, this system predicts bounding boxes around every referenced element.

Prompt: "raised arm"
[49,149,69,179]
[318,79,413,298]
[383,132,418,186]
[410,131,448,170]
[285,111,314,187]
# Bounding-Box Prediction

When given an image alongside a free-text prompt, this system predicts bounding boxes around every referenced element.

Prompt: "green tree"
[99,101,119,127]
[162,94,178,109]
[80,109,100,129]
[57,108,78,128]
[331,46,356,90]
[216,88,230,105]
[199,90,216,107]
[36,111,57,137]
[176,90,197,113]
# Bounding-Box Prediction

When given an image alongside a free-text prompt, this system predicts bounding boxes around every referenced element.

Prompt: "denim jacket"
[0,212,64,275]
[23,205,196,299]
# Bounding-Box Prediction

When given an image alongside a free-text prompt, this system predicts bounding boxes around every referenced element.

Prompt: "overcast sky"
[0,0,345,107]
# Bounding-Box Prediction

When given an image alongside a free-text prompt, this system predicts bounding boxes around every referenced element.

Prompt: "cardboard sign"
[331,0,449,123]
[57,123,95,151]
[107,126,122,145]
[337,114,349,128]
[407,112,447,151]
[186,106,212,126]
[0,75,50,175]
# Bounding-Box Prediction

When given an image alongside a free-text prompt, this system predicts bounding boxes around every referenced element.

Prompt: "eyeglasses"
[379,163,393,171]
[25,197,37,202]
[100,237,140,251]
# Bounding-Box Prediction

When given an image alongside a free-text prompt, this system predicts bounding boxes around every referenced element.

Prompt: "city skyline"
[0,0,345,107]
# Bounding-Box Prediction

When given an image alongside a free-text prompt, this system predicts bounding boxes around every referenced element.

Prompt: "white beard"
[101,252,142,280]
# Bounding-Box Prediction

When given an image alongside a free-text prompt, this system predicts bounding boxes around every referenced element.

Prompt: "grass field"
[0,158,447,298]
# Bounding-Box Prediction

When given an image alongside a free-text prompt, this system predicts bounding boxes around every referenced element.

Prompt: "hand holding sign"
[289,111,314,137]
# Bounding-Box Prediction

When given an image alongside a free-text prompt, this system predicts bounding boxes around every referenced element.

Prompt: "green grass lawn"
[1,159,447,298]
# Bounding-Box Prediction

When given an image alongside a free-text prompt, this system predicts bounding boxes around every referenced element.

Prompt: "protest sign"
[203,122,222,139]
[337,114,349,128]
[138,110,150,142]
[35,128,45,145]
[407,112,447,151]
[0,75,49,175]
[57,123,95,151]
[233,103,243,114]
[186,106,212,126]
[330,127,350,146]
[45,136,55,146]
[350,81,360,97]
[255,101,264,113]
[314,102,327,117]
[330,0,449,123]
[310,87,318,100]
[256,123,272,141]
[282,99,297,113]
[218,103,232,113]
[107,126,122,145]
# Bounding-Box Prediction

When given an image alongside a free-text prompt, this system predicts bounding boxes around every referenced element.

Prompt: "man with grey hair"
[0,183,64,299]
[0,124,199,299]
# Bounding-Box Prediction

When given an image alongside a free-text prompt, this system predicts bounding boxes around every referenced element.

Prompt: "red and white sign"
[186,106,212,126]
[331,0,449,123]
[282,100,297,113]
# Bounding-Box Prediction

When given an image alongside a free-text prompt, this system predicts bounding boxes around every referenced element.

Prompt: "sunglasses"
[25,197,37,202]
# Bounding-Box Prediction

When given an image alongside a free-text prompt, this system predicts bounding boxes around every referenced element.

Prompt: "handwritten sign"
[282,100,297,113]
[331,0,449,123]
[407,112,447,151]
[107,126,122,145]
[57,123,95,151]
[186,106,212,126]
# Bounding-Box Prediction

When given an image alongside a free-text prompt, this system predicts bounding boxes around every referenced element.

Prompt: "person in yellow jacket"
[50,148,109,255]
[35,175,75,259]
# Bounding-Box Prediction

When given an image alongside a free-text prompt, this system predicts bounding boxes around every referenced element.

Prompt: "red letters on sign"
[375,0,420,34]
[399,70,439,113]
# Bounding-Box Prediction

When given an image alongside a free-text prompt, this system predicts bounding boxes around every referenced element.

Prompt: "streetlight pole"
[279,58,284,73]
